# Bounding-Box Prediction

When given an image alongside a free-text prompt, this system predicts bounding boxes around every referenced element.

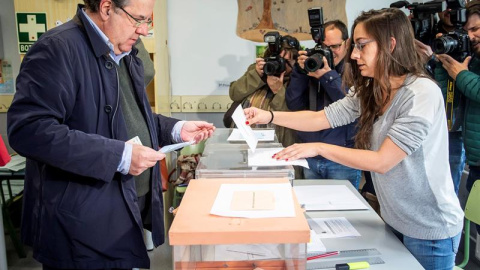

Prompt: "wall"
[0,0,18,152]
[167,0,410,98]
[167,0,413,125]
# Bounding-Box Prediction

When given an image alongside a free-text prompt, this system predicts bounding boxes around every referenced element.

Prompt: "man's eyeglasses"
[323,40,345,51]
[119,6,153,30]
[351,40,375,52]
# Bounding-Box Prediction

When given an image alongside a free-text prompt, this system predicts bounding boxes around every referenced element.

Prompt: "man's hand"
[255,58,266,77]
[436,54,471,80]
[180,121,215,143]
[267,72,285,94]
[307,57,331,79]
[297,51,308,70]
[130,144,165,176]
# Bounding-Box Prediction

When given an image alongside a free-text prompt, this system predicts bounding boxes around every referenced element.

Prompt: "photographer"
[436,0,480,233]
[412,0,467,195]
[228,35,299,148]
[286,20,360,189]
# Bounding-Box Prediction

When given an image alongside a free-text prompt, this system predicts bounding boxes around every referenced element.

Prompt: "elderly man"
[7,0,214,269]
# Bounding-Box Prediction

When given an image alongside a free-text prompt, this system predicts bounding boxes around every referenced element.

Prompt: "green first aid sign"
[16,13,47,54]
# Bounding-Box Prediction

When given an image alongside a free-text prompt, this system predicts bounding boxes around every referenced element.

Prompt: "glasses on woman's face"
[323,40,345,51]
[119,6,153,30]
[351,40,374,52]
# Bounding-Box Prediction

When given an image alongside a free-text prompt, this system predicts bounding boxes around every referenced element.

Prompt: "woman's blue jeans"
[303,158,361,189]
[389,225,461,270]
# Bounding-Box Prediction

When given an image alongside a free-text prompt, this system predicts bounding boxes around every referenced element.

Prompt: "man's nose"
[136,24,149,36]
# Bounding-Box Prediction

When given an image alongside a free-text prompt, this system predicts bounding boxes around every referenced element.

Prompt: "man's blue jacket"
[7,5,178,269]
[286,60,357,157]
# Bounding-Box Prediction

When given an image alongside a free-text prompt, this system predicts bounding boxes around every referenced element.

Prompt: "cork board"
[236,0,347,42]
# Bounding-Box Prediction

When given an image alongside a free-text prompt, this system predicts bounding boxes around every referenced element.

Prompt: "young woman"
[244,8,463,270]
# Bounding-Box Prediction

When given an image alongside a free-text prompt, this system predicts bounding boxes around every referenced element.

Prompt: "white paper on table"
[293,185,368,211]
[227,129,275,142]
[210,183,296,218]
[231,105,258,151]
[307,217,360,239]
[308,229,326,254]
[248,148,309,169]
[0,155,26,172]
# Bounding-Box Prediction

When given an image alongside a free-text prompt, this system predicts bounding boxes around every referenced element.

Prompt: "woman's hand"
[272,143,320,161]
[244,107,271,125]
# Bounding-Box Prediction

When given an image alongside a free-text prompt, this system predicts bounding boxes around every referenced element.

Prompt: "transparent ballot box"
[196,144,295,181]
[169,178,309,270]
[204,128,279,148]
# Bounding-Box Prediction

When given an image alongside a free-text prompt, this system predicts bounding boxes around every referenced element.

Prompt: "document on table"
[230,190,275,211]
[308,229,326,253]
[210,183,296,218]
[231,104,258,151]
[227,128,275,142]
[248,148,309,168]
[307,217,360,238]
[0,155,26,172]
[293,185,368,211]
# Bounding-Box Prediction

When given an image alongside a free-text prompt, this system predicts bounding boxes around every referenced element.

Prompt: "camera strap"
[309,80,319,111]
[446,79,455,131]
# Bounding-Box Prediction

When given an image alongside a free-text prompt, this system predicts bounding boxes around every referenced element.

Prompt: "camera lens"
[432,36,458,54]
[304,54,324,72]
[264,61,279,76]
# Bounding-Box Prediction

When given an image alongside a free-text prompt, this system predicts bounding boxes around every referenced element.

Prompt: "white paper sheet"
[231,105,258,151]
[0,155,26,172]
[248,148,309,168]
[159,140,195,153]
[307,217,360,238]
[308,229,326,253]
[210,183,296,218]
[227,129,275,142]
[293,185,368,211]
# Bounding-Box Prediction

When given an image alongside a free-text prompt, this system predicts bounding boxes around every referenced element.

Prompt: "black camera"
[431,0,470,61]
[432,32,470,61]
[304,7,334,73]
[263,31,287,77]
[391,0,446,44]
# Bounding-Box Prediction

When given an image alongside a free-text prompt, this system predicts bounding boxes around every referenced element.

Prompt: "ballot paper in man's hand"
[160,140,195,153]
[231,104,258,152]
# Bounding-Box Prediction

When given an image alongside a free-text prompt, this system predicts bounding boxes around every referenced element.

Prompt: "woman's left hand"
[273,143,320,161]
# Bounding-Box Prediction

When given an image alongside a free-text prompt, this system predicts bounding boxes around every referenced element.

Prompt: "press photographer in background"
[435,0,480,235]
[227,32,299,148]
[407,0,468,195]
[286,7,360,189]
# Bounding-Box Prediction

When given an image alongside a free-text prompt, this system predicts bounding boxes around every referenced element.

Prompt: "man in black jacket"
[7,0,214,269]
